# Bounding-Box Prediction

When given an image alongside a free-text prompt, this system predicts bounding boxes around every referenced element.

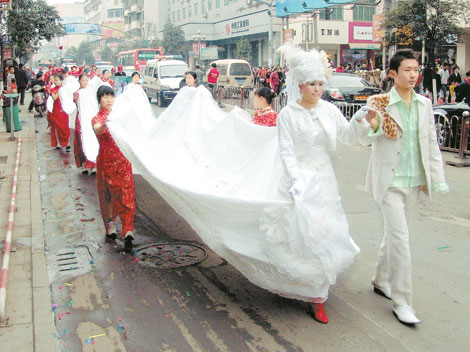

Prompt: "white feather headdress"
[278,42,333,103]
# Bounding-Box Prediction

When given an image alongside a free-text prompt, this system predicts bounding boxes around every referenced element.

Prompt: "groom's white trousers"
[373,186,419,308]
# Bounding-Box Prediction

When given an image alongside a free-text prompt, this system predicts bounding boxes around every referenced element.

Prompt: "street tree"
[162,23,186,57]
[100,46,117,64]
[65,47,79,58]
[234,37,252,61]
[76,42,94,66]
[6,0,64,59]
[383,0,464,66]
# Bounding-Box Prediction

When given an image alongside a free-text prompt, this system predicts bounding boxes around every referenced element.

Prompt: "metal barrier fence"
[434,110,470,157]
[217,87,363,119]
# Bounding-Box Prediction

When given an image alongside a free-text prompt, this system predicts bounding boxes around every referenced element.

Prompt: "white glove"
[289,179,305,200]
[352,106,373,121]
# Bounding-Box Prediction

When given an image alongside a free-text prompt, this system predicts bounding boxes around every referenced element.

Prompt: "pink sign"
[348,22,381,44]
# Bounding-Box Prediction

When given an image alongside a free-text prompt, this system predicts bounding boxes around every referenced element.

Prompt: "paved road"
[36,102,470,351]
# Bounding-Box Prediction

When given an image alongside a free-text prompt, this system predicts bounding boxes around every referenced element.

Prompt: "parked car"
[321,73,382,118]
[203,59,255,89]
[278,72,382,118]
[323,73,381,103]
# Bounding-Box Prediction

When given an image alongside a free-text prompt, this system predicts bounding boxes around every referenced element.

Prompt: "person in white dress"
[277,43,375,323]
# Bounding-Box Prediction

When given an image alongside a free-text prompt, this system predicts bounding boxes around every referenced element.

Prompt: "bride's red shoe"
[309,303,329,324]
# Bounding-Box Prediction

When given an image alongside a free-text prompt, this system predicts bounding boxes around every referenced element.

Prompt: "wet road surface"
[34,102,470,352]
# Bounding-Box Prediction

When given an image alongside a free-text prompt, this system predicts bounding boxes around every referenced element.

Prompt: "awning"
[348,43,381,50]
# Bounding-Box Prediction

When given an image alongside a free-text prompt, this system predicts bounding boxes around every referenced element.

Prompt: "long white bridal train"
[106,85,359,302]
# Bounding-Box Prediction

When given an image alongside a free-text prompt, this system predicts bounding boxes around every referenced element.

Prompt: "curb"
[0,138,21,324]
[29,108,56,349]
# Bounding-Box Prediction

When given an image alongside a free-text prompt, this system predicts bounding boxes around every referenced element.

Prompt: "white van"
[143,59,188,107]
[204,59,254,89]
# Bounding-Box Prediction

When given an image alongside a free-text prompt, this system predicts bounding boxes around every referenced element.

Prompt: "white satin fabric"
[76,77,111,162]
[105,85,360,302]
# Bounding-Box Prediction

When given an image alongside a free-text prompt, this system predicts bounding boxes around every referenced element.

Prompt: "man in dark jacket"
[15,63,29,105]
[447,66,462,103]
[455,71,470,103]
[28,73,45,112]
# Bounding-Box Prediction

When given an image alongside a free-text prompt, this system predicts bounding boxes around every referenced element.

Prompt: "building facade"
[37,1,87,66]
[160,0,283,67]
[286,1,384,69]
[122,0,160,40]
[84,0,125,51]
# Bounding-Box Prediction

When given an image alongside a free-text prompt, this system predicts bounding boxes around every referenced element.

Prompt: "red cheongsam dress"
[50,86,70,148]
[252,106,278,127]
[92,108,135,237]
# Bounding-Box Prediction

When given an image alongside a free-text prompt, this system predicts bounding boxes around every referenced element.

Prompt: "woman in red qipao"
[73,74,97,174]
[102,69,115,88]
[252,87,278,127]
[50,74,71,150]
[92,86,136,252]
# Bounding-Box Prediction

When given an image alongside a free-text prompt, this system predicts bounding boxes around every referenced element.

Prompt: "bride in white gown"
[103,44,375,324]
[276,44,374,323]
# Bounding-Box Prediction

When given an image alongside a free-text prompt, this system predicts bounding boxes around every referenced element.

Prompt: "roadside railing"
[217,87,363,120]
[434,110,470,157]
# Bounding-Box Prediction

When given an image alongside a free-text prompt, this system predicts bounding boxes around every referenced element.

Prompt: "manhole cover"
[135,242,207,269]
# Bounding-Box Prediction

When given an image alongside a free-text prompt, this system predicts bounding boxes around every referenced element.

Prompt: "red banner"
[0,0,11,10]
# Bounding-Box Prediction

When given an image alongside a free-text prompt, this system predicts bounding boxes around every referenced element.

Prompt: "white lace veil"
[278,42,333,103]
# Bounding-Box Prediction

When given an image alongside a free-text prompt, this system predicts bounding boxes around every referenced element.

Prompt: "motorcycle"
[32,85,46,117]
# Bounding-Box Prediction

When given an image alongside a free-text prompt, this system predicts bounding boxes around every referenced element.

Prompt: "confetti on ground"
[437,246,451,250]
[80,218,95,223]
[131,257,141,264]
[88,333,106,339]
[186,291,190,297]
[58,312,64,320]
[64,283,72,286]
[117,325,123,332]
[59,284,63,289]
[86,338,93,345]
[52,303,59,311]
[67,300,73,307]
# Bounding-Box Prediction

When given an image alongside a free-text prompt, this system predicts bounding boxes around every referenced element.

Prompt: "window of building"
[107,8,124,18]
[319,7,343,20]
[183,7,186,19]
[224,0,229,6]
[172,12,175,23]
[201,0,205,13]
[353,0,376,21]
[208,0,212,11]
[177,9,180,21]
[216,0,220,9]
[194,3,198,16]
[188,5,192,17]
